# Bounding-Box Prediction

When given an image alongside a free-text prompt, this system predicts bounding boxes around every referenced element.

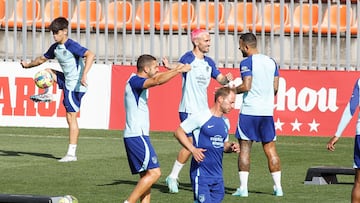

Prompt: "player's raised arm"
[143,64,191,89]
[21,56,48,69]
[216,72,233,85]
[162,57,182,70]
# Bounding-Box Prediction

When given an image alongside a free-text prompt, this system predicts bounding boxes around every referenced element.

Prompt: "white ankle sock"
[239,171,249,190]
[271,171,282,189]
[67,144,77,156]
[169,160,184,179]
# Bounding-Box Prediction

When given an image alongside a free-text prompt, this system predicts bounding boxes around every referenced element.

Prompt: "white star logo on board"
[274,118,284,131]
[308,119,320,132]
[291,118,302,132]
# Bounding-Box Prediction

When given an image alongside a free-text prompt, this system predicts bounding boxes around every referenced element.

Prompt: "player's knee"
[269,156,281,168]
[151,168,161,180]
[354,178,360,186]
[239,156,250,171]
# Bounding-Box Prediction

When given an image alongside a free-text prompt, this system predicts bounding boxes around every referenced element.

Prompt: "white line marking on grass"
[0,133,122,140]
[0,133,180,143]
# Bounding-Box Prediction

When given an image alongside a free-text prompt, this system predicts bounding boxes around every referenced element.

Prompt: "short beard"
[242,51,248,57]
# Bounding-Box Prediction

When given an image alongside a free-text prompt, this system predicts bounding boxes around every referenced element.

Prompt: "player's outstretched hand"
[231,142,240,153]
[227,77,243,88]
[327,136,339,151]
[81,75,88,87]
[162,57,170,69]
[225,72,233,82]
[20,61,29,69]
[191,148,207,163]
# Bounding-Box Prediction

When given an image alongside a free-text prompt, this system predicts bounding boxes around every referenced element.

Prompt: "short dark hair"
[239,32,257,48]
[49,17,69,33]
[136,54,157,72]
[214,87,235,102]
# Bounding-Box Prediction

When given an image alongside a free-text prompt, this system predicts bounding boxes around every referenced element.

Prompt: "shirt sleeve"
[180,110,211,134]
[270,57,280,77]
[240,57,252,78]
[205,57,220,79]
[224,117,230,142]
[66,39,88,57]
[128,75,147,95]
[43,43,58,59]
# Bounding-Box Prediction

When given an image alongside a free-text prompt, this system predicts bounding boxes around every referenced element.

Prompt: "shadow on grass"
[0,150,59,160]
[97,180,171,193]
[225,188,268,195]
[98,179,246,194]
[337,182,354,185]
[300,181,354,185]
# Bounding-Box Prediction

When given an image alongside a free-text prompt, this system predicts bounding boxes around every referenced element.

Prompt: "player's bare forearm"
[173,127,206,162]
[236,76,251,94]
[146,64,190,88]
[274,76,279,96]
[162,57,181,70]
[83,51,95,75]
[174,127,196,153]
[217,73,232,85]
[81,51,95,86]
[21,56,47,69]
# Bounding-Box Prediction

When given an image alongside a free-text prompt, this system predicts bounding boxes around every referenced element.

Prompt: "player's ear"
[143,66,149,74]
[244,44,249,51]
[194,39,199,46]
[218,95,224,103]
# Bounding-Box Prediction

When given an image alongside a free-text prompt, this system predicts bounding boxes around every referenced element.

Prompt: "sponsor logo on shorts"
[152,156,158,164]
[199,194,206,202]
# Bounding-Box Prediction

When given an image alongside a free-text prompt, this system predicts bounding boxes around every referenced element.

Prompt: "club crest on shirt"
[206,66,210,72]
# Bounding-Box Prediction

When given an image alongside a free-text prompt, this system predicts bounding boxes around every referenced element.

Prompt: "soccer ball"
[34,70,53,89]
[58,195,78,203]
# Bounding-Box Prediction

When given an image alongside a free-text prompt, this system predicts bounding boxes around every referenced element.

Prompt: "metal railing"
[0,0,359,70]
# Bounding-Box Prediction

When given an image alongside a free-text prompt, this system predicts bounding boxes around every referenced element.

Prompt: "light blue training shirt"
[240,54,279,116]
[44,38,88,92]
[178,51,221,113]
[124,73,149,138]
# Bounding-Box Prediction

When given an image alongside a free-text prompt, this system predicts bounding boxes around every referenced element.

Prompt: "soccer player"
[232,32,283,197]
[174,87,240,203]
[21,17,95,162]
[164,28,233,194]
[327,78,360,203]
[123,54,190,203]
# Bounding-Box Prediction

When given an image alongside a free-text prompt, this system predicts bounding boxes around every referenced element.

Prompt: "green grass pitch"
[0,127,354,203]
